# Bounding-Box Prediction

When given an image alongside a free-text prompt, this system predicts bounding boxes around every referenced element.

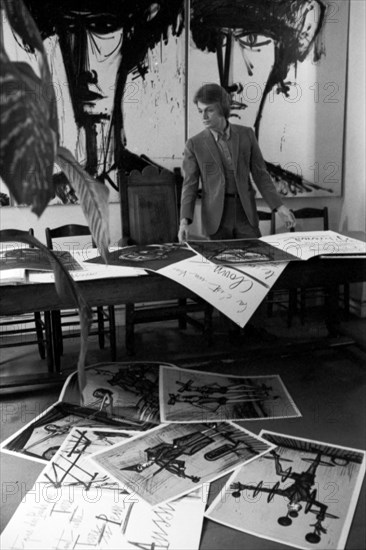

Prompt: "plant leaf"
[2,0,59,138]
[57,146,110,261]
[0,229,92,393]
[0,53,55,215]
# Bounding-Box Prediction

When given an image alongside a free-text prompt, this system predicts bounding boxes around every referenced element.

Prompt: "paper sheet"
[260,230,366,260]
[159,366,301,423]
[0,427,206,550]
[158,253,287,327]
[91,421,275,507]
[205,430,366,550]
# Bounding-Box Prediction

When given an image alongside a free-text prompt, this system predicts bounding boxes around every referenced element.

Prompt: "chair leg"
[300,288,306,325]
[288,289,298,327]
[343,283,350,319]
[125,303,135,356]
[108,306,117,361]
[34,311,45,359]
[97,307,105,349]
[266,291,274,317]
[44,311,54,373]
[204,304,214,346]
[178,298,187,329]
[324,285,341,337]
[51,310,62,373]
[52,309,64,356]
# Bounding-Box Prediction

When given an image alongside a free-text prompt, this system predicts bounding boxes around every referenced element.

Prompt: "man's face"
[196,101,226,132]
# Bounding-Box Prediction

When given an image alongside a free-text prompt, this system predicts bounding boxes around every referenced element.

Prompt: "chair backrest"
[257,210,276,235]
[0,228,34,248]
[290,207,329,232]
[46,224,95,249]
[127,166,178,245]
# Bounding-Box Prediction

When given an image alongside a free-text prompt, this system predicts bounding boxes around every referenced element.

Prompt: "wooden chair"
[0,229,53,371]
[287,207,349,322]
[123,166,213,355]
[266,207,333,325]
[258,209,276,236]
[285,206,349,325]
[256,210,294,322]
[290,207,329,232]
[289,208,329,324]
[45,224,117,370]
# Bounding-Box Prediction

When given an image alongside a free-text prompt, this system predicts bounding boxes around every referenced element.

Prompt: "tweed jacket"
[180,124,283,235]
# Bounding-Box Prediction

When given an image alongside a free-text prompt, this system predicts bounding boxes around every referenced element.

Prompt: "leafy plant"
[0,0,111,391]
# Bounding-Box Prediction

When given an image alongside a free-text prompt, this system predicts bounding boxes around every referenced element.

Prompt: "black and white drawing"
[160,366,301,422]
[206,431,366,549]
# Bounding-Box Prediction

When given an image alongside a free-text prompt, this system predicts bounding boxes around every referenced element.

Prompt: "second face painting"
[159,366,301,423]
[91,422,274,507]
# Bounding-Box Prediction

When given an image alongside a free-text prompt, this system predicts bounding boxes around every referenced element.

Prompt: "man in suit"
[178,83,295,242]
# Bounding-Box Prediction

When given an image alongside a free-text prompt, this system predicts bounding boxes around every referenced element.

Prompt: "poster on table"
[28,248,146,283]
[86,243,290,327]
[0,248,82,272]
[188,239,298,265]
[86,243,197,270]
[91,421,275,507]
[261,231,366,260]
[205,430,366,550]
[0,427,206,550]
[159,365,301,423]
[157,250,288,327]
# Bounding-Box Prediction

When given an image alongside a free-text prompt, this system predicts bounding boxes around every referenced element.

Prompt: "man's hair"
[193,83,231,119]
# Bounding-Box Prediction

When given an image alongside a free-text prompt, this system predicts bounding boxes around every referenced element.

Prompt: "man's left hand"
[276,205,296,229]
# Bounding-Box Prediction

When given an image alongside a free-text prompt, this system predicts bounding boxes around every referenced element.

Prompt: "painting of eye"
[236,33,273,49]
[87,15,121,34]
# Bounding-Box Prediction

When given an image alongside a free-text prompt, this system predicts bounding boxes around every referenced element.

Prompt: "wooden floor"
[1,306,365,386]
[1,309,365,549]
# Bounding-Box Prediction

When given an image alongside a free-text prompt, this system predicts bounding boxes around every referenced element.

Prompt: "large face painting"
[125,0,349,198]
[2,0,348,206]
[187,0,349,198]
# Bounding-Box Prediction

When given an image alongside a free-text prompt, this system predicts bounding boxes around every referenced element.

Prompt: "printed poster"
[160,365,301,423]
[205,430,366,550]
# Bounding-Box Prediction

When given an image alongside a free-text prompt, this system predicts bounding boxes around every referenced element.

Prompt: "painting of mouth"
[78,89,105,103]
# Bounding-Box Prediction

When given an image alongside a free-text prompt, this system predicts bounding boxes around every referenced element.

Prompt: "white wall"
[0,202,122,246]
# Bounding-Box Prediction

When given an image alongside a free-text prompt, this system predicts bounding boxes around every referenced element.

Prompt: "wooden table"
[1,257,365,315]
[1,257,365,388]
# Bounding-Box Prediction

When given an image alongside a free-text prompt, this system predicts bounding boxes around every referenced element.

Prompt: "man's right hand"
[178,219,189,243]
